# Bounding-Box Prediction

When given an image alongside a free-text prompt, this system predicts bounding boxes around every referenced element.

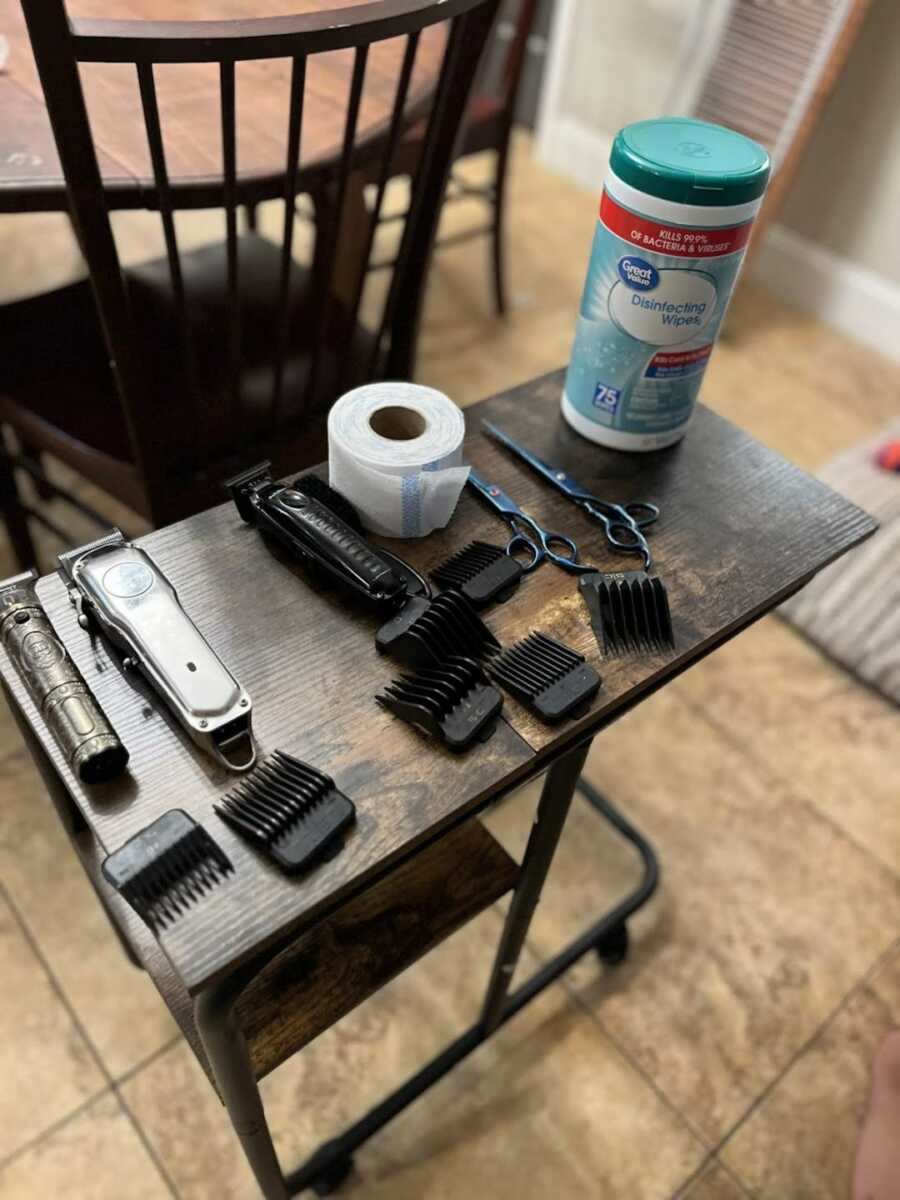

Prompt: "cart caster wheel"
[595,922,629,967]
[312,1154,354,1197]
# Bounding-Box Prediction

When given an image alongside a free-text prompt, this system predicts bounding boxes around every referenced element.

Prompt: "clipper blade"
[214,751,355,875]
[376,656,503,751]
[579,571,674,657]
[486,632,601,723]
[375,591,500,669]
[431,541,523,608]
[101,810,233,934]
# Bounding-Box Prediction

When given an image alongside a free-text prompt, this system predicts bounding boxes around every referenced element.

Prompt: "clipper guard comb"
[101,810,234,934]
[214,751,356,875]
[375,591,500,669]
[376,657,503,751]
[486,632,601,723]
[579,571,674,657]
[431,541,524,608]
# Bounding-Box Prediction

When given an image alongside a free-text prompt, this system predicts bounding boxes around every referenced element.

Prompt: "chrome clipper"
[58,530,255,772]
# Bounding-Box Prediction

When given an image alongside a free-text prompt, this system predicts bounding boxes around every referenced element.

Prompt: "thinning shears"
[482,421,659,569]
[467,470,594,576]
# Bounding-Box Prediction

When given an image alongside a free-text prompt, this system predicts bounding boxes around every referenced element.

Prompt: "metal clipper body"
[58,531,255,772]
[0,570,129,783]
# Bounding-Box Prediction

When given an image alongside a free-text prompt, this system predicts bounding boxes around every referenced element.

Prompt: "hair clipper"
[0,569,129,783]
[225,462,413,609]
[58,530,255,772]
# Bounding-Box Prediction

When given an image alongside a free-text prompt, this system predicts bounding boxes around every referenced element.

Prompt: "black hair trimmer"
[225,463,426,610]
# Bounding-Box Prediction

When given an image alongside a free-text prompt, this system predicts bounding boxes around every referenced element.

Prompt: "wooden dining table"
[0,0,446,213]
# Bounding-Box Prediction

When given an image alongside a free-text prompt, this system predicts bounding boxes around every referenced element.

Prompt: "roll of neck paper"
[328,383,469,538]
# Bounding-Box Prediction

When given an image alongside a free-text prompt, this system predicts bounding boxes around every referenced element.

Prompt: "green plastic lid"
[610,117,770,206]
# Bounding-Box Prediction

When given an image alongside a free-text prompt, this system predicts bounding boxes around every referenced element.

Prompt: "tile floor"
[1,132,899,1199]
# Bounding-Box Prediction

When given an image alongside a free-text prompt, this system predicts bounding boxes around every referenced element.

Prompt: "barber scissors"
[482,421,659,569]
[467,470,593,575]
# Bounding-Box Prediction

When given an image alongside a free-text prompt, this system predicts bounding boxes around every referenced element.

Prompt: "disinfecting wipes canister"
[562,118,770,451]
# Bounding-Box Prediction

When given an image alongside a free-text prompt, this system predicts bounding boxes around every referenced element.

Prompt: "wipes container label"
[563,188,754,448]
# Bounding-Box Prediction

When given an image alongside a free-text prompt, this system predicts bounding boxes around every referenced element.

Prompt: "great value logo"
[617,256,659,291]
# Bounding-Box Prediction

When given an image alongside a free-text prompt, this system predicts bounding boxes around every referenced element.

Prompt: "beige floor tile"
[720,944,900,1199]
[870,941,900,1011]
[677,615,900,876]
[0,890,105,1157]
[0,744,177,1079]
[676,1161,749,1200]
[124,908,705,1200]
[486,686,900,1144]
[0,213,84,306]
[702,285,900,471]
[0,1091,170,1199]
[481,773,643,991]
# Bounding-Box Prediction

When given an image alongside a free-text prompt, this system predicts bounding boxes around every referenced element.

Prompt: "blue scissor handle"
[620,500,660,529]
[504,530,541,573]
[467,468,592,574]
[586,507,644,549]
[579,498,654,565]
[506,511,581,574]
[608,524,652,569]
[581,496,659,531]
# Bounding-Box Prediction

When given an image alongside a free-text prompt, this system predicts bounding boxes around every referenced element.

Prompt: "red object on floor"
[875,440,900,472]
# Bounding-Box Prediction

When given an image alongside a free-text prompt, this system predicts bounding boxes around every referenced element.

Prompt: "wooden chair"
[363,0,539,316]
[0,0,500,569]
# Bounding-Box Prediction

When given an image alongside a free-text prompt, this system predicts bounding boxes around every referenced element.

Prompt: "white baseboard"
[535,116,611,197]
[751,224,900,363]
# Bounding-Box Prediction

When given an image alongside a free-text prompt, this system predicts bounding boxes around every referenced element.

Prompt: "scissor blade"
[482,421,587,500]
[466,469,522,517]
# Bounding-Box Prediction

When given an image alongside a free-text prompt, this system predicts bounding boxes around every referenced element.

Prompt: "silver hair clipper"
[58,530,255,772]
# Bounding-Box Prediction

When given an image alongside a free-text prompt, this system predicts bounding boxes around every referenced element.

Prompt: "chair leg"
[491,137,512,318]
[245,203,258,232]
[0,434,37,569]
[19,441,54,501]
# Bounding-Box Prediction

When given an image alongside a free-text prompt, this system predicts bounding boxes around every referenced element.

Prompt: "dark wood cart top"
[0,0,445,212]
[0,370,875,995]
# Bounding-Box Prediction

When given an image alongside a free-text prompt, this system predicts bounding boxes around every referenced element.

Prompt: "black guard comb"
[214,751,355,875]
[431,541,524,608]
[101,810,234,934]
[375,591,500,669]
[579,571,674,657]
[376,656,503,751]
[486,632,601,722]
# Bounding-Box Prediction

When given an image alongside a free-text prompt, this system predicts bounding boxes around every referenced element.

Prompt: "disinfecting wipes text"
[563,187,755,448]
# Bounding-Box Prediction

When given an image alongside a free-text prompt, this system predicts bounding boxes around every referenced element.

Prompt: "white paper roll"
[328,382,469,538]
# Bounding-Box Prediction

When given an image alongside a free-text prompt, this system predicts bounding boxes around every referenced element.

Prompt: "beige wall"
[545,0,900,286]
[777,0,900,284]
[556,0,688,136]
